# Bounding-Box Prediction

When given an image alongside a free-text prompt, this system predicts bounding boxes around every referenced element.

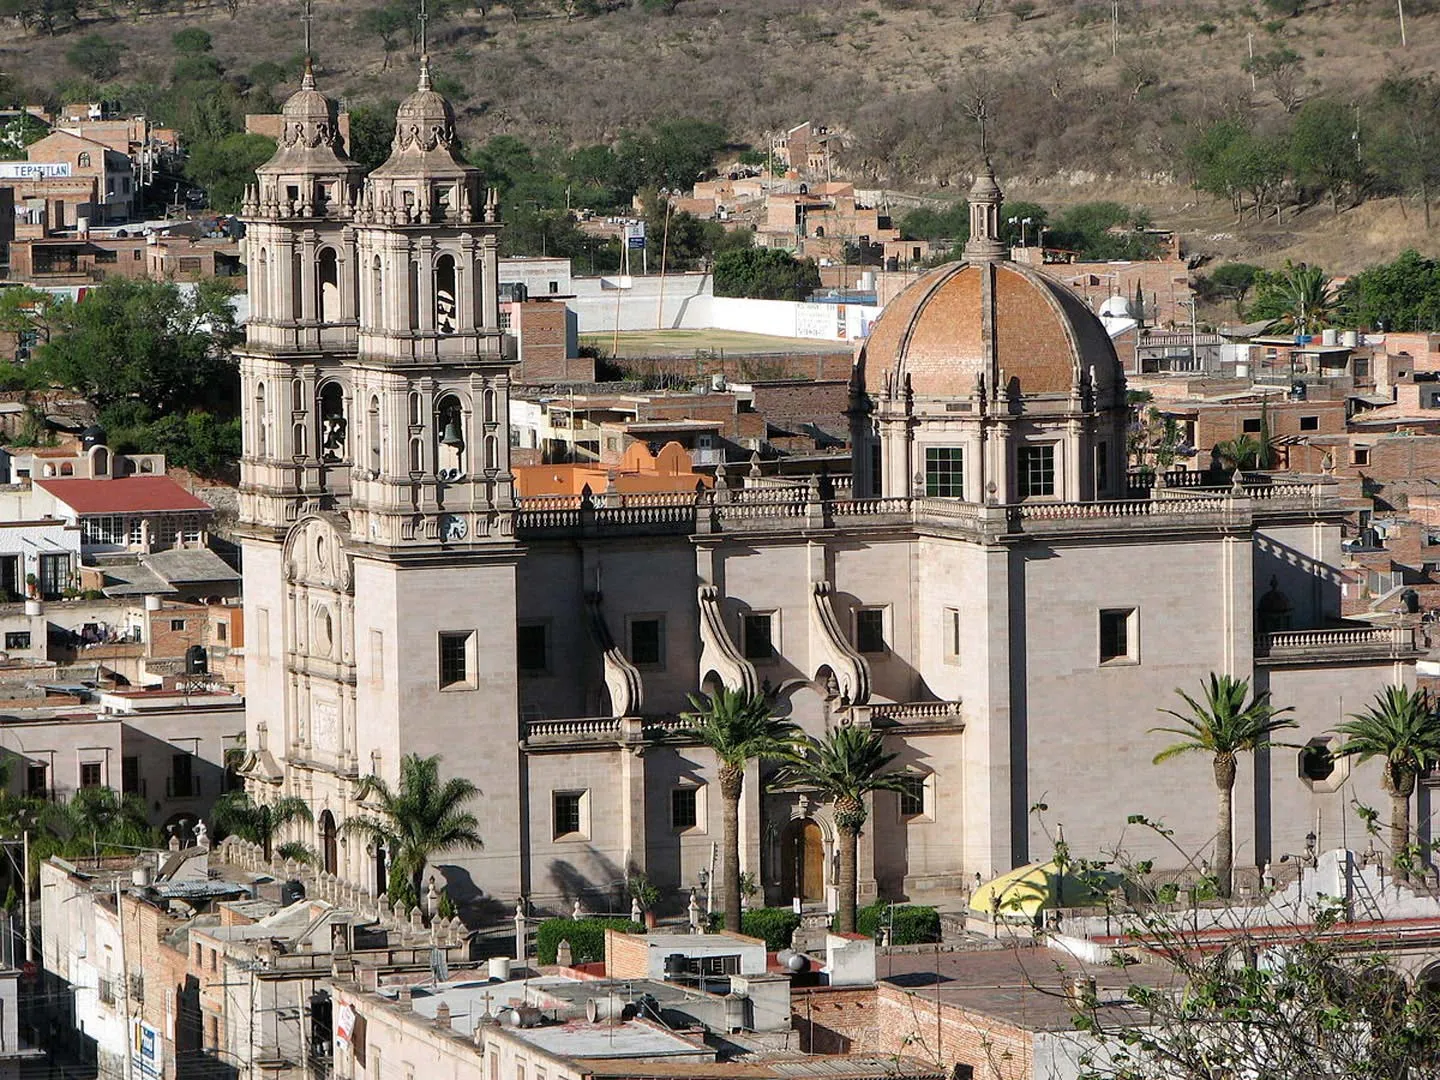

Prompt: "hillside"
[5,0,1440,271]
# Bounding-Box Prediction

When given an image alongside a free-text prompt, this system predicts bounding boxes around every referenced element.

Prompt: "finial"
[418,53,432,92]
[301,0,314,84]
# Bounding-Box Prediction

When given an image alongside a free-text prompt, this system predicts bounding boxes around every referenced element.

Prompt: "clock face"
[441,514,468,541]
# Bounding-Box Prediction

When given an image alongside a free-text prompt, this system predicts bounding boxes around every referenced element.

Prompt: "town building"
[5,130,135,229]
[234,53,1416,922]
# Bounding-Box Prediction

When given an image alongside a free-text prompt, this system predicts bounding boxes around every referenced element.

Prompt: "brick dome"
[855,260,1122,400]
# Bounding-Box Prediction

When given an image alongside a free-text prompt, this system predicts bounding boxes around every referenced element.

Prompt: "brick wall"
[513,302,594,383]
[791,986,880,1054]
[1192,400,1349,456]
[603,929,649,979]
[613,352,855,384]
[874,984,1034,1080]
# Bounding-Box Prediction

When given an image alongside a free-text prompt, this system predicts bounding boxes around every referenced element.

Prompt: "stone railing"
[522,716,623,741]
[1257,624,1417,660]
[512,475,1341,541]
[848,699,965,729]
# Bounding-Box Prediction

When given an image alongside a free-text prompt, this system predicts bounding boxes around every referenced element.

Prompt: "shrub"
[536,917,643,965]
[705,907,801,951]
[854,902,940,945]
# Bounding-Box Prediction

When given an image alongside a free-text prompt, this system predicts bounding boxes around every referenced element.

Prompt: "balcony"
[1256,624,1419,664]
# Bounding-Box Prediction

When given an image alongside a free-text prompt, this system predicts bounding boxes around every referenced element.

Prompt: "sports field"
[580,329,845,357]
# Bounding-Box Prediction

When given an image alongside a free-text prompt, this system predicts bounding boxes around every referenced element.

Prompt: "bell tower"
[237,19,366,536]
[346,54,514,551]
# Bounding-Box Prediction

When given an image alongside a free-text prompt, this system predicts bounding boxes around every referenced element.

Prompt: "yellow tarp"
[969,860,1121,917]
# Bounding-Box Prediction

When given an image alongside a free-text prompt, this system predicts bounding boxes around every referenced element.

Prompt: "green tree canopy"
[1289,98,1365,214]
[0,112,47,161]
[1368,74,1440,229]
[714,247,821,301]
[171,27,214,56]
[212,791,313,862]
[1340,249,1440,332]
[66,34,123,81]
[1248,261,1334,334]
[185,132,276,213]
[1202,262,1262,316]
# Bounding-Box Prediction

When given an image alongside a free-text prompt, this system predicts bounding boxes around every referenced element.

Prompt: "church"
[236,56,1418,915]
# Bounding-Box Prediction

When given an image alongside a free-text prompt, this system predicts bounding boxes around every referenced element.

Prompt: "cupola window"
[317,247,339,323]
[435,254,457,335]
[435,394,465,480]
[319,382,347,463]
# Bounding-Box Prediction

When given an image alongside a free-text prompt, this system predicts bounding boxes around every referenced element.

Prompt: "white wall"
[568,274,878,342]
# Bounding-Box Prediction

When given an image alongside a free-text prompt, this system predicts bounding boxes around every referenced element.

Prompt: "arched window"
[483,388,497,425]
[434,254,457,334]
[319,382,347,463]
[256,249,269,317]
[77,152,90,168]
[435,394,465,479]
[92,447,109,476]
[292,248,303,321]
[292,423,306,459]
[474,259,485,327]
[408,392,423,427]
[368,395,381,472]
[319,810,337,876]
[59,463,73,476]
[484,435,498,472]
[256,382,268,457]
[409,437,423,474]
[291,378,304,412]
[407,260,419,330]
[317,247,339,323]
[370,254,383,326]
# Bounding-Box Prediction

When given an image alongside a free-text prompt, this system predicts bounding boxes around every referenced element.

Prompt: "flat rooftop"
[877,945,1177,1033]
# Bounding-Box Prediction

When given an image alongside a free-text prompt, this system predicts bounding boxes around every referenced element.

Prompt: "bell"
[440,421,464,448]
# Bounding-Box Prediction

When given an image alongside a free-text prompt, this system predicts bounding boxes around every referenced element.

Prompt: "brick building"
[6,130,134,227]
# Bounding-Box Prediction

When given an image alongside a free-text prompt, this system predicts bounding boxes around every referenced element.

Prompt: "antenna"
[419,0,429,57]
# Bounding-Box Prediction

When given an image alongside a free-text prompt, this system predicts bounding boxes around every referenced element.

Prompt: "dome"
[375,56,464,168]
[258,61,359,176]
[856,259,1123,400]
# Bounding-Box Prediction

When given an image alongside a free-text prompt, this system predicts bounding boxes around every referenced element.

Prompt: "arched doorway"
[373,842,388,897]
[780,818,825,903]
[319,810,337,876]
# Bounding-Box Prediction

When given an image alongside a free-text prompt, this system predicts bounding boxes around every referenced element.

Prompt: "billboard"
[131,1019,163,1080]
[625,221,646,250]
[0,162,72,180]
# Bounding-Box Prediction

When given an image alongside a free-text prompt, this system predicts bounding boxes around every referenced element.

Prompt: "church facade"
[237,63,1419,916]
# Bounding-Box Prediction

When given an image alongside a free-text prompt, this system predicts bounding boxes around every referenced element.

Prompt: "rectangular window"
[924,446,964,498]
[4,632,29,650]
[1299,415,1319,431]
[0,556,19,601]
[215,621,226,642]
[869,441,882,497]
[25,764,46,797]
[944,607,961,663]
[170,619,186,632]
[122,756,139,795]
[1353,447,1370,466]
[80,762,102,788]
[742,613,774,661]
[438,631,474,689]
[629,617,663,667]
[1242,418,1262,433]
[128,518,143,545]
[517,623,548,674]
[1017,445,1056,498]
[171,753,193,797]
[671,787,698,830]
[553,791,586,840]
[855,608,886,654]
[898,775,926,818]
[1099,608,1137,664]
[39,553,67,601]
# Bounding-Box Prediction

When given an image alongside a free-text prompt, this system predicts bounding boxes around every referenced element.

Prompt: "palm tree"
[1261,260,1334,336]
[1334,686,1440,882]
[212,790,314,863]
[59,787,155,856]
[773,725,909,933]
[681,688,800,932]
[342,753,482,916]
[1152,674,1296,898]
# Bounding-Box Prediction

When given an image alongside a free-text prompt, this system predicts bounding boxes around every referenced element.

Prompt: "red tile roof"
[36,477,212,515]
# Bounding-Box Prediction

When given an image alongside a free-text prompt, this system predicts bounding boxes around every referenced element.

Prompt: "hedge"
[536,917,643,965]
[854,902,941,945]
[706,907,802,951]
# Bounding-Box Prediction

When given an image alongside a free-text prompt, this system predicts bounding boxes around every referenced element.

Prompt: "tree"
[681,689,799,932]
[37,277,239,416]
[640,0,685,11]
[1203,263,1261,317]
[212,791,314,862]
[58,787,155,857]
[171,27,214,56]
[1340,249,1440,332]
[1335,686,1440,881]
[1150,674,1296,898]
[1247,46,1305,114]
[773,726,909,933]
[0,112,47,161]
[1369,75,1440,229]
[348,102,398,172]
[0,286,60,359]
[343,753,482,917]
[1248,261,1334,334]
[65,35,123,82]
[1290,98,1366,214]
[714,248,822,301]
[358,5,409,69]
[184,132,277,213]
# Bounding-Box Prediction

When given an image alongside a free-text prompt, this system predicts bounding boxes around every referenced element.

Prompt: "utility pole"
[1248,33,1256,93]
[1398,0,1408,47]
[116,876,133,1080]
[22,830,30,964]
[1111,0,1119,57]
